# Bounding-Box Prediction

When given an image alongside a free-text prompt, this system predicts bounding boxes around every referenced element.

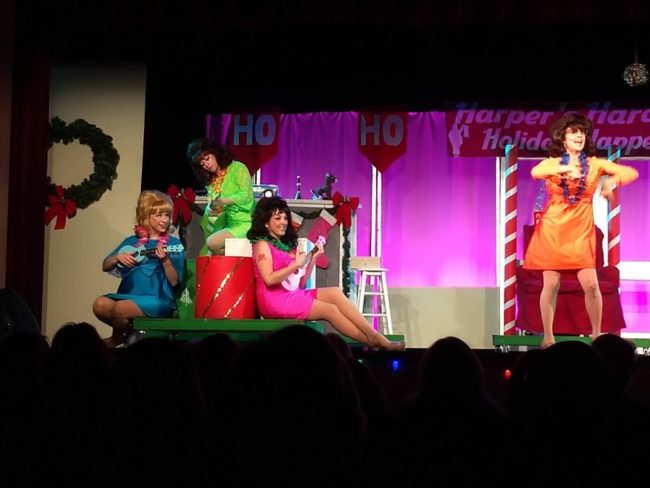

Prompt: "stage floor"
[493,334,650,353]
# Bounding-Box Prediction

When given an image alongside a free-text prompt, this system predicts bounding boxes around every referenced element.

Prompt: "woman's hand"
[156,245,179,286]
[154,245,169,261]
[209,198,223,216]
[116,252,137,268]
[311,242,325,260]
[294,250,309,268]
[558,165,582,180]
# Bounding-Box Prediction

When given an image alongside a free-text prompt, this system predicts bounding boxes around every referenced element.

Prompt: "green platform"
[133,317,323,342]
[493,334,650,351]
[133,317,405,346]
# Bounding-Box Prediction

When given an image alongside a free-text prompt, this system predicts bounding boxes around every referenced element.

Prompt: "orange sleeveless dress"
[523,157,638,270]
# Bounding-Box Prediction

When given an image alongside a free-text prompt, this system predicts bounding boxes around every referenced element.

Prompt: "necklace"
[207,167,227,199]
[559,152,588,205]
[250,236,295,253]
[133,225,169,247]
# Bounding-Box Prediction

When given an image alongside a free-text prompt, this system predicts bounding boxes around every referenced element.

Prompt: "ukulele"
[117,244,184,267]
[281,236,326,291]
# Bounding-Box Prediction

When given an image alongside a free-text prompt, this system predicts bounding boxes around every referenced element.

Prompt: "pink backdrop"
[207,111,649,331]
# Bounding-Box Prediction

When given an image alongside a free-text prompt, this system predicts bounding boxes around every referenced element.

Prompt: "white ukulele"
[281,236,325,291]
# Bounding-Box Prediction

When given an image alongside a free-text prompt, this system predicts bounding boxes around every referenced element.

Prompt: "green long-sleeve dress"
[199,160,254,256]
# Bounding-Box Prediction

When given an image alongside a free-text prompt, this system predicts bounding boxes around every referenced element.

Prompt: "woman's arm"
[531,158,569,179]
[596,158,639,186]
[102,246,136,271]
[253,241,305,287]
[158,251,180,287]
[597,158,639,200]
[222,162,254,207]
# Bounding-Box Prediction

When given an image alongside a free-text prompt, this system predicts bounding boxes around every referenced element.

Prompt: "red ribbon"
[332,192,359,229]
[167,184,196,226]
[44,186,77,230]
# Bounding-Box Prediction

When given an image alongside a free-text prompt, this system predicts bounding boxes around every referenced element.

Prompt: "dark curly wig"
[547,114,596,157]
[186,137,235,185]
[247,196,299,249]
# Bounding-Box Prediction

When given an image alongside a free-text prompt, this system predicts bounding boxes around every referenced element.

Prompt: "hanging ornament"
[623,49,649,87]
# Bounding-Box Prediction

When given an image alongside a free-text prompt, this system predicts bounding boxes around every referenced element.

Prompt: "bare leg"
[577,268,602,341]
[308,287,404,350]
[93,296,116,327]
[206,229,235,256]
[92,297,144,346]
[540,270,561,348]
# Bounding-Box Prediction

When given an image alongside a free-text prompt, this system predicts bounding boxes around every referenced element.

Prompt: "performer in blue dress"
[93,191,185,347]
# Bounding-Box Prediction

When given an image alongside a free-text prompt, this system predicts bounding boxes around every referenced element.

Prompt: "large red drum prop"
[195,256,257,319]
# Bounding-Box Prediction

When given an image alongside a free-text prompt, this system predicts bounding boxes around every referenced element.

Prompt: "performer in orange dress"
[523,114,638,348]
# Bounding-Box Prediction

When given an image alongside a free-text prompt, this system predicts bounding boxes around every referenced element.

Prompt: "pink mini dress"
[252,241,317,320]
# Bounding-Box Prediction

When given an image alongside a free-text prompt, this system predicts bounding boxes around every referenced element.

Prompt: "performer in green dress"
[186,138,255,255]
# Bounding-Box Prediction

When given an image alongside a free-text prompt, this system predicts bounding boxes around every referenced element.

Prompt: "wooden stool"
[351,256,393,335]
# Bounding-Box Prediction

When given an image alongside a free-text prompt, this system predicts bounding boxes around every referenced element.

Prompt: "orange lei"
[207,168,227,199]
[207,168,227,216]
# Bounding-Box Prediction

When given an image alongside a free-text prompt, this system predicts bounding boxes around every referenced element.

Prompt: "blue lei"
[559,152,589,205]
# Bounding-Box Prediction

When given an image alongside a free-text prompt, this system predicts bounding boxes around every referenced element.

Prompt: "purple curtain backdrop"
[206,112,649,298]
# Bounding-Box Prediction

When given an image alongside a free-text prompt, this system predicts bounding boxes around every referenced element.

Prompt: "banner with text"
[209,112,281,173]
[445,102,650,157]
[357,112,408,172]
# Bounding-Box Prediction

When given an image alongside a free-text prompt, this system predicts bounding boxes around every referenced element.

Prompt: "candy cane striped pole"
[607,145,621,267]
[502,145,518,335]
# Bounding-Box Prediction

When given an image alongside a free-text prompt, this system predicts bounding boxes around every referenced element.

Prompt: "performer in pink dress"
[248,196,404,351]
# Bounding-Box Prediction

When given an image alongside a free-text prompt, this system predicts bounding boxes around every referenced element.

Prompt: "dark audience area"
[2,324,650,487]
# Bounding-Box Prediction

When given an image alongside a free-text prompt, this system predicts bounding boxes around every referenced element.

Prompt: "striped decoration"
[607,146,621,267]
[503,145,518,335]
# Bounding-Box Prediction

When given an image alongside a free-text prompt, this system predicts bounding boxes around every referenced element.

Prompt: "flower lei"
[207,168,227,199]
[133,224,169,248]
[249,236,295,253]
[559,152,589,205]
[206,168,227,217]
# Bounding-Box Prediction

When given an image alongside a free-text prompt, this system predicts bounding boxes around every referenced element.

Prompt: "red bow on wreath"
[332,192,359,229]
[44,185,77,230]
[167,184,196,226]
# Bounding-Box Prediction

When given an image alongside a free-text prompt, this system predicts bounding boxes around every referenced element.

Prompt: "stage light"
[262,189,275,198]
[391,359,400,372]
[503,369,512,380]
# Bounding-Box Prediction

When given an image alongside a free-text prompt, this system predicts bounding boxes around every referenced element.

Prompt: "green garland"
[341,225,351,297]
[294,207,353,298]
[249,236,294,253]
[47,117,120,209]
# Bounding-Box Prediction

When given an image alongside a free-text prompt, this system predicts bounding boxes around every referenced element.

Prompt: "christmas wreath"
[45,117,120,228]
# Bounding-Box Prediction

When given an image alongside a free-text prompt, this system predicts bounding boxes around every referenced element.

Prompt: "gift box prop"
[195,256,257,319]
[516,225,625,335]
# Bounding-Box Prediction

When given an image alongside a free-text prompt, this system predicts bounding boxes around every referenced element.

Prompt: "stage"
[133,317,405,345]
